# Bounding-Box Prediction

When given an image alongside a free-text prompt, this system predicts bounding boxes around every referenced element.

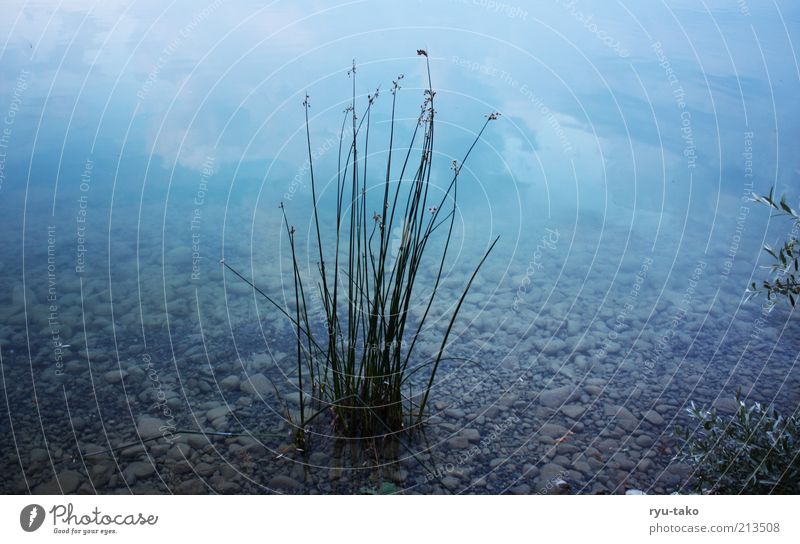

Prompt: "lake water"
[1,0,798,495]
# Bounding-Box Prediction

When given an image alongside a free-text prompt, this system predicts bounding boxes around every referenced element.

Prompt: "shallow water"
[1,1,798,494]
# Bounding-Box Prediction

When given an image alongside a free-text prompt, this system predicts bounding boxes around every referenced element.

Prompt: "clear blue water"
[1,0,798,494]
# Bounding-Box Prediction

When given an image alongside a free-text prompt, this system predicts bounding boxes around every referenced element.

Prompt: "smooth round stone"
[210,417,229,430]
[124,461,155,480]
[195,462,216,477]
[536,463,567,490]
[538,385,574,408]
[136,417,166,439]
[103,369,128,384]
[571,460,592,474]
[489,458,505,468]
[220,375,240,391]
[644,410,664,425]
[239,373,274,397]
[440,476,460,489]
[561,404,585,418]
[268,475,302,491]
[29,448,48,463]
[34,470,82,494]
[447,436,470,450]
[167,443,192,461]
[206,405,233,421]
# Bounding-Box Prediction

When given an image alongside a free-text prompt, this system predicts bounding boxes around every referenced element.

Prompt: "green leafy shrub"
[674,391,800,494]
[749,188,799,306]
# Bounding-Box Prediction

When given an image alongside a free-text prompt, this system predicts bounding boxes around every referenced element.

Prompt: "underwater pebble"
[572,460,592,474]
[176,480,206,494]
[536,463,567,488]
[210,417,229,431]
[103,369,128,384]
[206,405,233,421]
[268,475,302,492]
[218,482,240,494]
[560,404,585,418]
[220,375,240,390]
[447,436,470,450]
[179,433,210,449]
[543,339,565,355]
[34,470,81,494]
[538,385,574,408]
[167,443,192,461]
[195,462,216,477]
[584,385,603,396]
[29,448,48,463]
[136,417,166,439]
[239,373,275,398]
[644,410,664,425]
[539,423,568,438]
[713,397,739,413]
[444,408,465,419]
[123,462,155,483]
[441,476,460,489]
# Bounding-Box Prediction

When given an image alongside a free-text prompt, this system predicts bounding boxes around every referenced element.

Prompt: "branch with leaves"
[674,391,800,494]
[748,187,799,306]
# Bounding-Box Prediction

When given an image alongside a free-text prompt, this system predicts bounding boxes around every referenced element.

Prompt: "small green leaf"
[780,195,794,215]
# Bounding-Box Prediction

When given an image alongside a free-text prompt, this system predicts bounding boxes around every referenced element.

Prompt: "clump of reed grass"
[223,51,499,447]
